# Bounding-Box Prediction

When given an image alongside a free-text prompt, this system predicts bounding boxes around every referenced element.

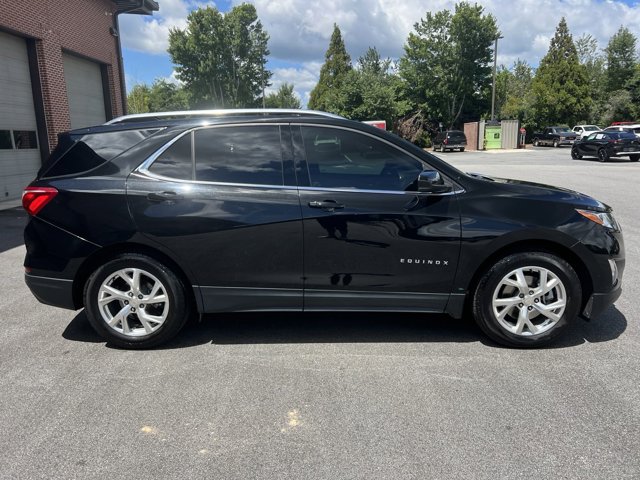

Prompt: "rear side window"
[148,134,193,180]
[42,129,160,178]
[194,125,284,185]
[447,131,466,141]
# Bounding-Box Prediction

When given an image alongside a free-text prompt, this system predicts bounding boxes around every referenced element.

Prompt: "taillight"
[22,187,58,216]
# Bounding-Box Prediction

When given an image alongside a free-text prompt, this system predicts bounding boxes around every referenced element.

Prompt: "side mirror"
[417,170,452,193]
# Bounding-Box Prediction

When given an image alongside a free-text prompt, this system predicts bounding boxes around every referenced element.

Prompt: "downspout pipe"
[114,1,146,116]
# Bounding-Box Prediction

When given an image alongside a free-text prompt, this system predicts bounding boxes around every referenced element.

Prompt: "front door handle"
[308,200,345,211]
[147,191,183,202]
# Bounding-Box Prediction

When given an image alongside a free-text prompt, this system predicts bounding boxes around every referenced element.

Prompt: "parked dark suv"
[23,109,624,348]
[433,130,467,152]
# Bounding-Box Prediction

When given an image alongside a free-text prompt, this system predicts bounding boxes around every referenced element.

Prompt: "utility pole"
[491,35,503,122]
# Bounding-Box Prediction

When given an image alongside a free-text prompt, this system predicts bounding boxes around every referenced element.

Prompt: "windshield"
[555,127,571,133]
[584,126,599,131]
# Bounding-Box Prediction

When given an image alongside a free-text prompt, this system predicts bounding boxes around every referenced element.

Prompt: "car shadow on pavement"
[0,207,26,253]
[62,306,627,350]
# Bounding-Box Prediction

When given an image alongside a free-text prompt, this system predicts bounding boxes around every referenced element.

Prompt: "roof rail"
[105,109,343,125]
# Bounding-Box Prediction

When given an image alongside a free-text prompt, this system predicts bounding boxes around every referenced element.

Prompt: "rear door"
[293,124,461,312]
[127,123,304,312]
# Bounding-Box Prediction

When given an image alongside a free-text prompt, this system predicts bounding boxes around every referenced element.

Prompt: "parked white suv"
[572,125,601,138]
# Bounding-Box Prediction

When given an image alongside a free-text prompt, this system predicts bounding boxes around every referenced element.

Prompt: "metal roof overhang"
[112,0,159,15]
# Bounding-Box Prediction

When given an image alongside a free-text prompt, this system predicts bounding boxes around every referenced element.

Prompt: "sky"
[119,0,640,107]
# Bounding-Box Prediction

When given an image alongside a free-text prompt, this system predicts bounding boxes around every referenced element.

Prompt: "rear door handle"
[147,191,183,202]
[308,200,345,211]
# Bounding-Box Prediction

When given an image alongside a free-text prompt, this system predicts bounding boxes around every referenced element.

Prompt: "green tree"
[264,83,301,109]
[168,4,271,108]
[605,26,638,92]
[335,47,410,127]
[308,24,352,111]
[531,18,590,127]
[399,2,499,128]
[127,84,150,114]
[501,59,535,123]
[626,64,640,119]
[147,79,190,112]
[598,90,635,125]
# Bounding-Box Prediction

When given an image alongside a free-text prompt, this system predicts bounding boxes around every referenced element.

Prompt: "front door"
[292,124,461,312]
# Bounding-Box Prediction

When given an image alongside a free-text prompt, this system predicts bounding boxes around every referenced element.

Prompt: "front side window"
[301,126,423,191]
[194,126,283,185]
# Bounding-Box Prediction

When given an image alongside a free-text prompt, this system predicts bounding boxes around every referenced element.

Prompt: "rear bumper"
[25,273,77,310]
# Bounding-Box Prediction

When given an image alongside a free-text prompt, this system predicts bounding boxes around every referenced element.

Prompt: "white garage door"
[63,53,106,129]
[0,31,40,205]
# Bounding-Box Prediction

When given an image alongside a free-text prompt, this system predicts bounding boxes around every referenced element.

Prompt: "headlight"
[576,209,621,231]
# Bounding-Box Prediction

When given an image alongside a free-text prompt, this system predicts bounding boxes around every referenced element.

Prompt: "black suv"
[23,110,624,348]
[433,130,467,152]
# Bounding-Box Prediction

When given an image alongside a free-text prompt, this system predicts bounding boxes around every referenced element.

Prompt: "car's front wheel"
[472,252,581,347]
[630,154,639,162]
[84,254,190,348]
[571,148,582,159]
[553,139,559,148]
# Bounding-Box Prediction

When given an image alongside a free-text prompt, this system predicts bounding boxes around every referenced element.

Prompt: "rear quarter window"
[41,128,161,178]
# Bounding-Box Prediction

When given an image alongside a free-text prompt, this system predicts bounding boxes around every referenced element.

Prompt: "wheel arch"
[463,239,593,314]
[72,242,202,313]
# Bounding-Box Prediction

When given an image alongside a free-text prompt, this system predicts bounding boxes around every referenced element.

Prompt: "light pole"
[491,35,503,122]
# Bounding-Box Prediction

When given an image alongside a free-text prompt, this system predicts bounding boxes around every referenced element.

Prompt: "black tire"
[460,147,465,152]
[472,252,581,348]
[630,154,639,162]
[553,138,559,148]
[598,148,609,162]
[84,253,191,349]
[571,148,582,159]
[533,138,540,147]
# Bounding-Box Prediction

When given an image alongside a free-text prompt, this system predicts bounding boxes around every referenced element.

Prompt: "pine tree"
[531,18,590,127]
[308,24,352,111]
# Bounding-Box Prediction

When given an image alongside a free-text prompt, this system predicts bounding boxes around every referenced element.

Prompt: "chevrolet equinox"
[22,109,624,348]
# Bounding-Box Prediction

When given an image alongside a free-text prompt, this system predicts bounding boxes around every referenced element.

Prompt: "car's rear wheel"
[460,147,465,152]
[472,252,581,348]
[533,138,539,147]
[598,148,609,162]
[571,148,582,159]
[630,154,639,162]
[84,254,190,348]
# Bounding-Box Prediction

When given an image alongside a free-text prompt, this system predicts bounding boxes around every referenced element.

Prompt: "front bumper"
[582,283,622,319]
[25,273,77,310]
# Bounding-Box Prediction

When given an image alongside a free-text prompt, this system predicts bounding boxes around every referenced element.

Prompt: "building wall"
[0,0,123,151]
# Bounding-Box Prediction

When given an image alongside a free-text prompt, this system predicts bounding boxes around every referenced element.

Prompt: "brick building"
[0,0,158,205]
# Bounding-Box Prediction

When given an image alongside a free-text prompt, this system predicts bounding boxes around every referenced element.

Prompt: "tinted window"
[13,130,37,149]
[301,126,423,191]
[0,130,11,149]
[149,133,193,180]
[43,128,160,178]
[610,132,636,140]
[194,126,283,185]
[447,131,466,141]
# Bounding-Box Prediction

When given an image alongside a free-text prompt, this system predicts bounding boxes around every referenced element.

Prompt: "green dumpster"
[485,125,502,150]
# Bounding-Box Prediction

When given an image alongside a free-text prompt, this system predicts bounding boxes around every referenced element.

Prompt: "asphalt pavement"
[0,146,638,479]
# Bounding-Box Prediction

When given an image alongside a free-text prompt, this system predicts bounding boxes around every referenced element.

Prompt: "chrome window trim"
[135,122,464,196]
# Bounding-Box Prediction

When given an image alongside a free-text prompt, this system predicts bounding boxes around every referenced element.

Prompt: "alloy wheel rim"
[97,268,169,337]
[491,266,567,337]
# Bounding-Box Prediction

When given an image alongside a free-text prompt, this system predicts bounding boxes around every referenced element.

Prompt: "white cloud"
[119,0,208,55]
[267,62,322,107]
[122,0,640,101]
